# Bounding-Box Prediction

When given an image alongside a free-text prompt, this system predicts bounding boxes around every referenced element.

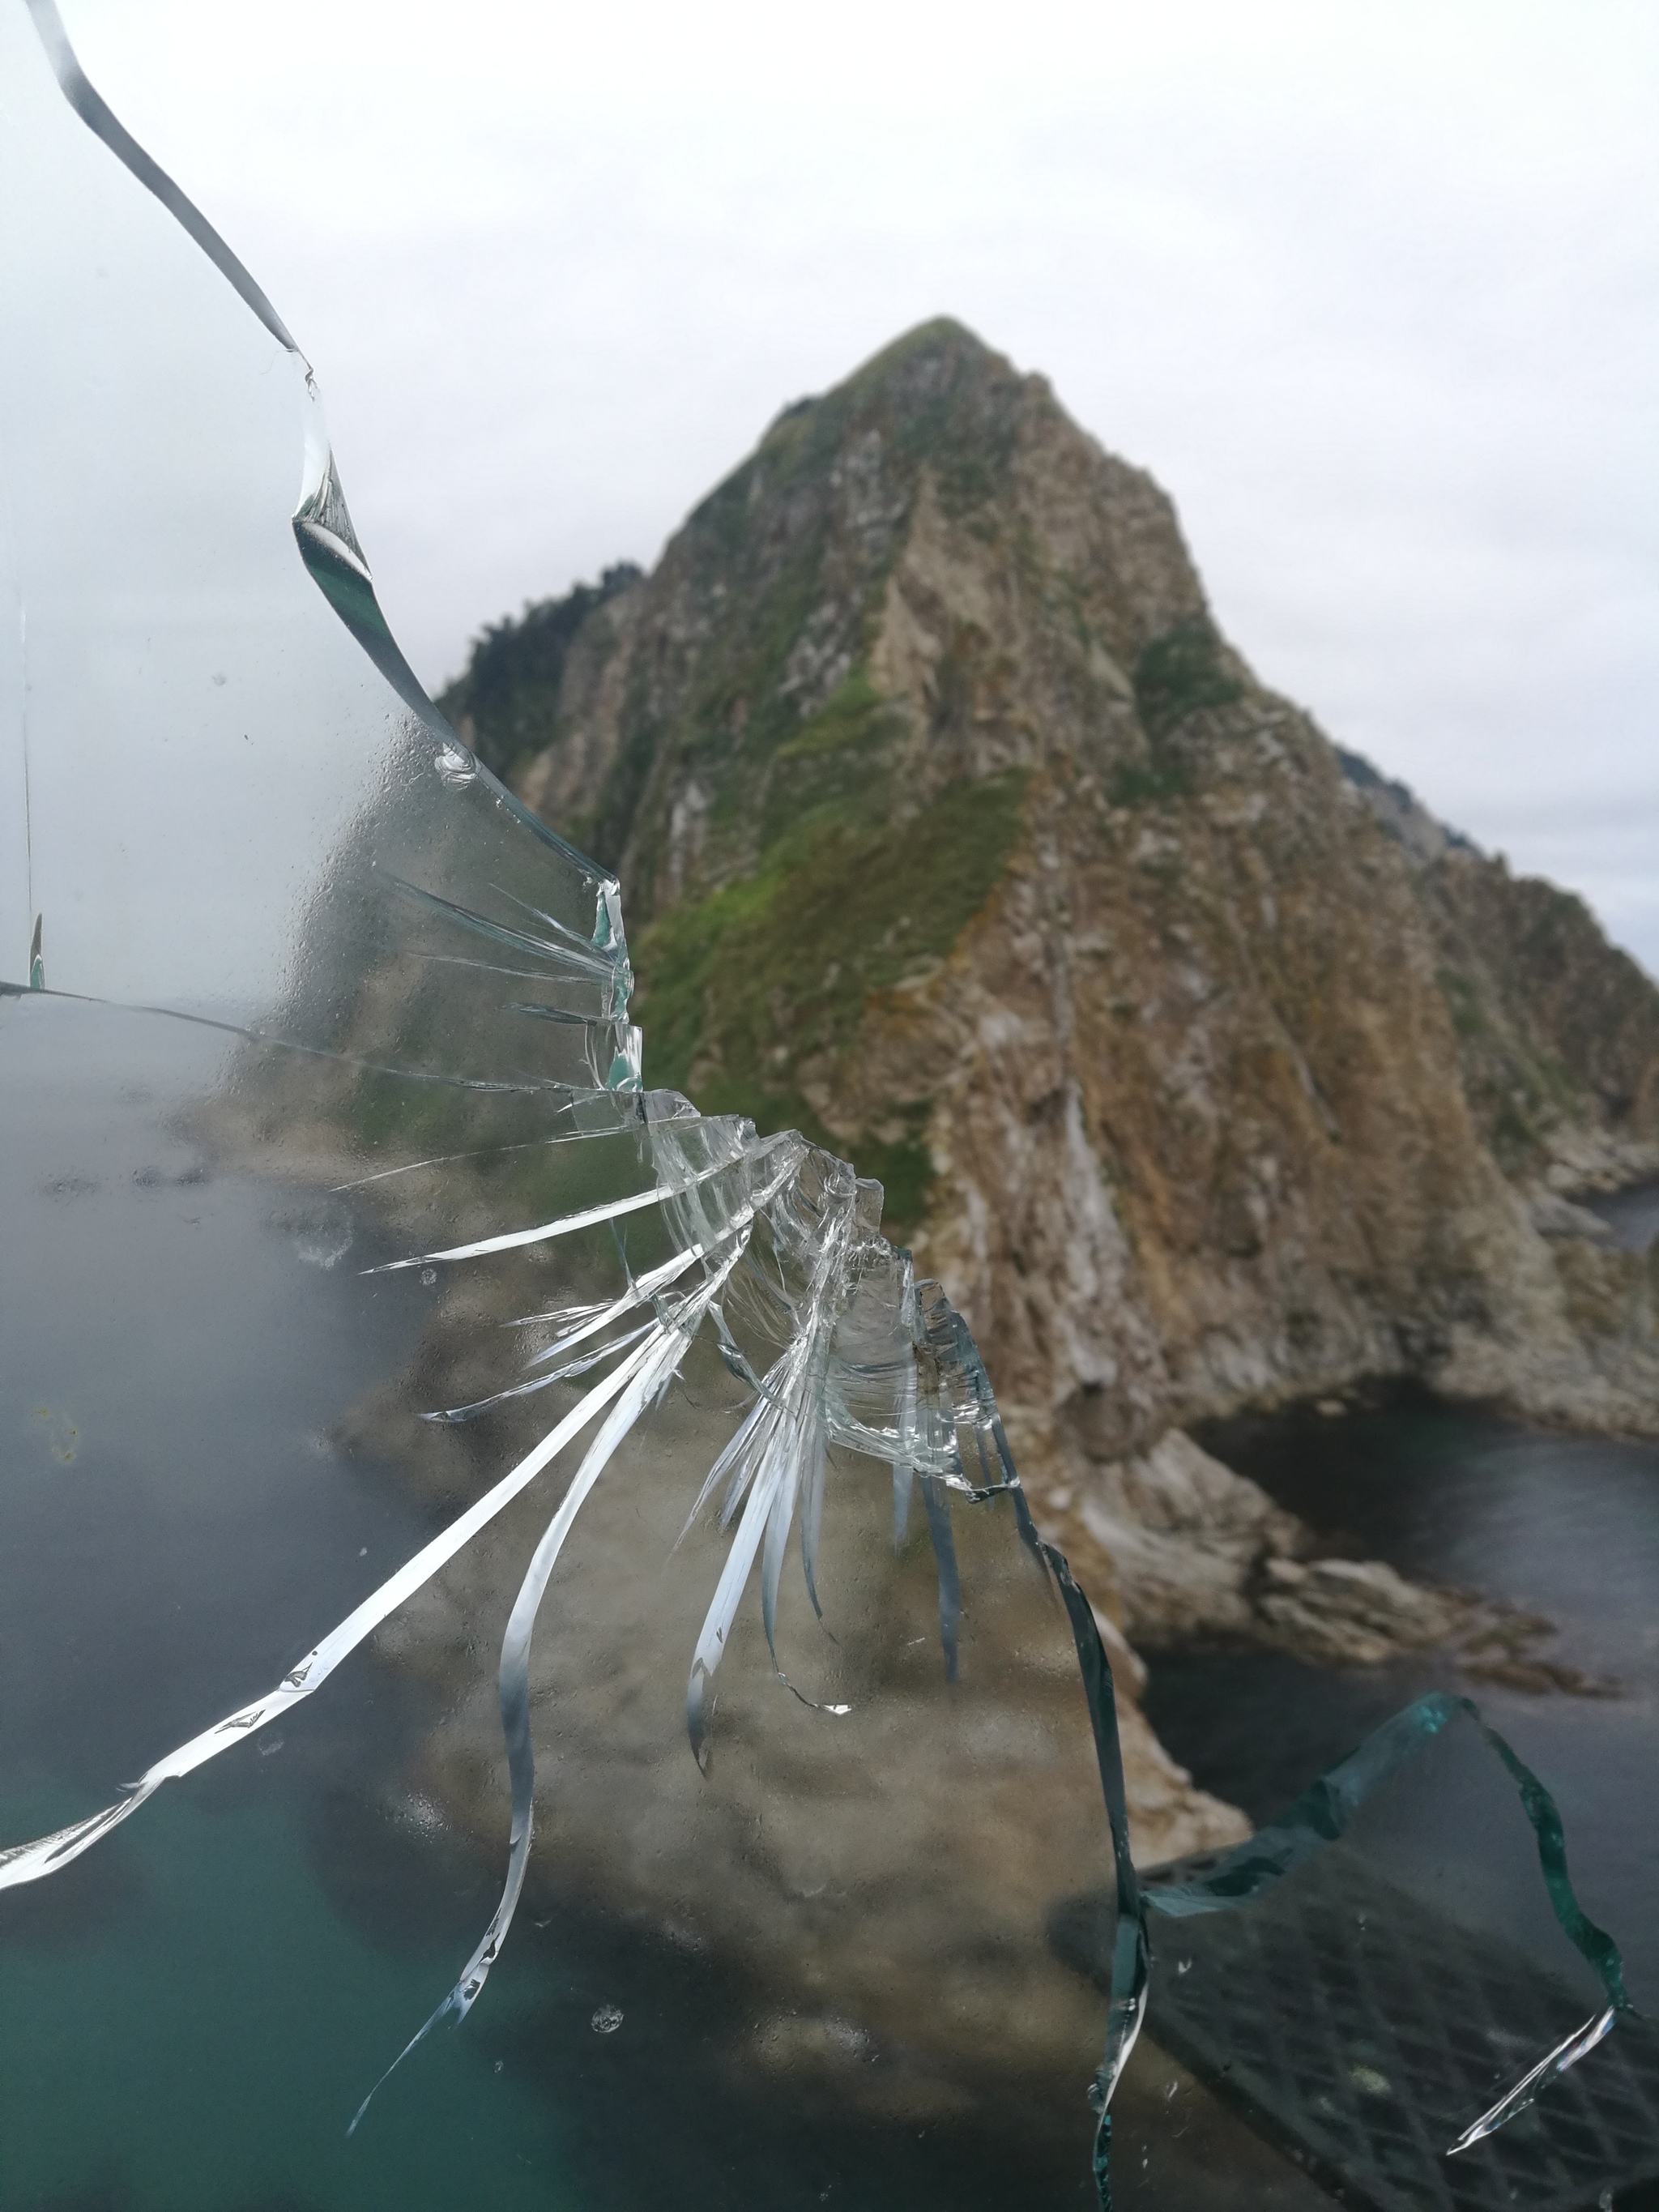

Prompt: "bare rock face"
[448,317,1659,1812]
[1419,843,1659,1191]
[1254,1557,1465,1668]
[471,319,1658,1451]
[1034,1425,1480,1673]
[1056,1429,1303,1646]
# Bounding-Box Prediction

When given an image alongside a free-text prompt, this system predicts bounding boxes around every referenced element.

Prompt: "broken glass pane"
[0,6,1649,2207]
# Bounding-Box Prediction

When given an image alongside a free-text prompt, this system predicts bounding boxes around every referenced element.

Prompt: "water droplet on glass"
[591,2004,624,2035]
[292,1220,352,1269]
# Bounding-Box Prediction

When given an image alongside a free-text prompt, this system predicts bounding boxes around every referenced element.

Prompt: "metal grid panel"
[1127,1849,1659,2212]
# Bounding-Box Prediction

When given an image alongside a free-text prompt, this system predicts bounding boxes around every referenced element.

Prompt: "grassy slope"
[635,758,1030,1232]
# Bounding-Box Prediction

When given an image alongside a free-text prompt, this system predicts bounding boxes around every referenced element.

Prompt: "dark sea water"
[1154,1386,1659,2016]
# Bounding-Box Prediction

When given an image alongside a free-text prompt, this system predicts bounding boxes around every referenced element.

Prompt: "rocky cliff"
[441,318,1659,1676]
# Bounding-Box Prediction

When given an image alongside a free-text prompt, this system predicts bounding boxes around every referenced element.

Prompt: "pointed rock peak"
[840,315,1015,399]
[752,316,1044,479]
[764,318,1012,429]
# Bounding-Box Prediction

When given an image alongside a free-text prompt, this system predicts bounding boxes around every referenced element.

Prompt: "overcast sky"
[57,0,1659,971]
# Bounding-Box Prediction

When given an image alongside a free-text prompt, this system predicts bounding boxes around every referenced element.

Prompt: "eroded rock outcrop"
[438,318,1659,1826]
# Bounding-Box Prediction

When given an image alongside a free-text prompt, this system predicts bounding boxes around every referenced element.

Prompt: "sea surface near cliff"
[1150,1381,1659,2012]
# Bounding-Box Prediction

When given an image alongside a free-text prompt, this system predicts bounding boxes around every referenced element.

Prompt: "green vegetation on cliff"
[1428,865,1659,1170]
[1131,616,1242,739]
[633,766,1029,1231]
[600,322,1034,912]
[438,563,641,786]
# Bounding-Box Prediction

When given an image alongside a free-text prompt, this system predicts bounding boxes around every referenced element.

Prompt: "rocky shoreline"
[1026,1418,1618,1692]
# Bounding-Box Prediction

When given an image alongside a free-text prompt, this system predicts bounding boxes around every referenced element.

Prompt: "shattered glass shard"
[0,4,1647,2207]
